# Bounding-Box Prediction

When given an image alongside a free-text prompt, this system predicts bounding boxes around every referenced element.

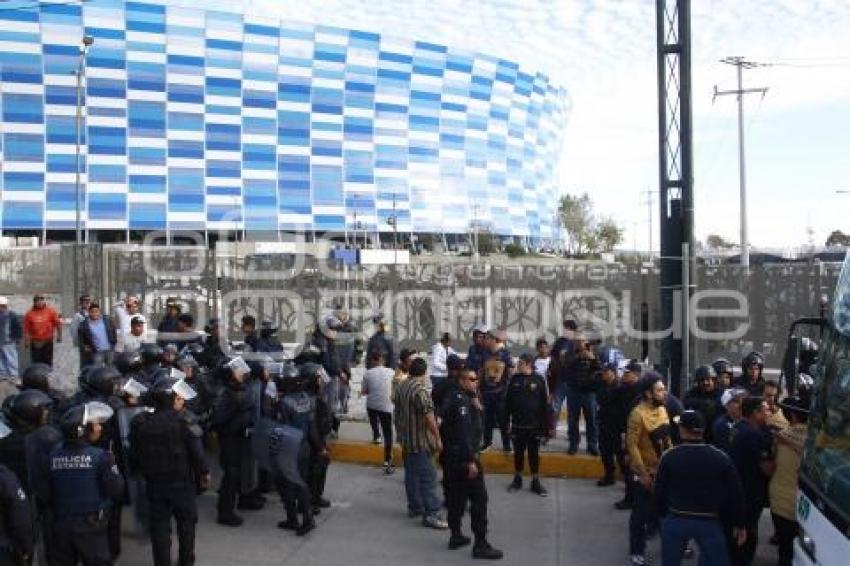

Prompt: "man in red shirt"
[23,294,62,367]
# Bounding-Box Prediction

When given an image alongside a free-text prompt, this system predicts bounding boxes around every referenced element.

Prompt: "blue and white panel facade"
[0,0,568,239]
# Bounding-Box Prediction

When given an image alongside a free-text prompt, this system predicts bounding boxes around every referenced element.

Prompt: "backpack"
[132,412,189,483]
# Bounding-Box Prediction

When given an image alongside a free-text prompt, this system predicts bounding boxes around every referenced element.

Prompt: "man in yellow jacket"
[626,373,673,566]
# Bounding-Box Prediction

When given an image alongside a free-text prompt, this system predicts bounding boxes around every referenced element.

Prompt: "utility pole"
[640,189,656,258]
[714,57,768,269]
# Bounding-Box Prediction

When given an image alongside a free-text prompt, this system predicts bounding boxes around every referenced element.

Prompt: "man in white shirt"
[114,295,145,349]
[430,332,455,390]
[117,314,147,353]
[361,350,397,473]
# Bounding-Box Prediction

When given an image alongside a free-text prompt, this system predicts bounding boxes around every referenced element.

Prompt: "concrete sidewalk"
[119,463,777,566]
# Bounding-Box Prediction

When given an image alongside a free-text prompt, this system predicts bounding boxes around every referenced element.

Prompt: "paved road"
[119,463,776,566]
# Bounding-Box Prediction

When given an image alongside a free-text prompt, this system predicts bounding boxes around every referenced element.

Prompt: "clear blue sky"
[211,1,850,248]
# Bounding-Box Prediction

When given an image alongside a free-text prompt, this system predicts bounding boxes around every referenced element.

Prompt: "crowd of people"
[0,294,815,566]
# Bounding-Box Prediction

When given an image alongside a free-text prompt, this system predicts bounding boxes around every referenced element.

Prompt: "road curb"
[328,440,605,479]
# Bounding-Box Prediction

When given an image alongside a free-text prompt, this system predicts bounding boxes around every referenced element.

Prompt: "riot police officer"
[736,351,766,396]
[0,458,33,566]
[274,363,321,536]
[301,363,332,511]
[18,363,68,413]
[130,374,210,566]
[684,365,724,442]
[45,402,125,565]
[133,343,165,387]
[712,358,734,391]
[441,368,503,560]
[211,356,263,526]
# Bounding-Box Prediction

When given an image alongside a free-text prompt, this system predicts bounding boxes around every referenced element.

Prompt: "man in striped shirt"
[393,357,448,529]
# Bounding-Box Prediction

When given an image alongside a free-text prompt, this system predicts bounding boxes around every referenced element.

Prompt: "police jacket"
[548,336,576,390]
[654,441,744,526]
[564,354,601,393]
[313,331,342,377]
[683,388,723,441]
[130,408,209,486]
[440,389,483,468]
[24,424,62,506]
[611,382,640,434]
[480,348,513,396]
[0,464,32,557]
[277,393,322,455]
[711,414,736,455]
[46,440,124,519]
[211,381,256,464]
[0,429,28,493]
[596,380,622,432]
[432,378,457,418]
[505,373,548,433]
[734,374,766,397]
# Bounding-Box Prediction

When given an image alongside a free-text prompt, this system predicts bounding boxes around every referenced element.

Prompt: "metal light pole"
[75,36,94,245]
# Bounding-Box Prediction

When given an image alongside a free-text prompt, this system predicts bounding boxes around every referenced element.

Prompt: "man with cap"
[430,332,456,390]
[465,325,489,374]
[113,295,144,350]
[712,388,747,455]
[769,395,809,566]
[116,315,147,354]
[736,352,766,397]
[0,297,22,400]
[157,298,182,347]
[23,294,62,367]
[367,314,395,370]
[654,410,746,566]
[505,352,548,496]
[199,318,227,370]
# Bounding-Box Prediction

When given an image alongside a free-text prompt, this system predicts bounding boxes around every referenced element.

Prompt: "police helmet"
[139,343,164,366]
[299,362,328,386]
[21,363,53,392]
[150,369,197,407]
[2,389,52,428]
[260,320,278,337]
[175,351,200,371]
[711,358,733,376]
[113,352,133,375]
[59,401,114,440]
[742,351,765,369]
[87,367,122,397]
[77,365,96,393]
[694,365,716,383]
[248,355,274,379]
[120,377,148,399]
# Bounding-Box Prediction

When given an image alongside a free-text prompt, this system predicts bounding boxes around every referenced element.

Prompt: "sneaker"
[296,520,316,536]
[372,437,381,445]
[530,479,548,497]
[383,462,395,475]
[587,446,600,456]
[614,499,632,511]
[448,533,472,550]
[472,541,504,560]
[217,514,244,527]
[422,515,449,530]
[596,477,615,487]
[508,475,522,492]
[629,555,647,566]
[277,519,299,531]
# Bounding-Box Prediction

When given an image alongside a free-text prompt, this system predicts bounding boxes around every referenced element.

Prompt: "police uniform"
[46,439,124,565]
[441,388,488,545]
[130,407,209,566]
[0,464,32,565]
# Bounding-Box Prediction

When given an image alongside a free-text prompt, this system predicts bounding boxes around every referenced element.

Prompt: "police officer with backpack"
[43,402,125,565]
[130,374,210,566]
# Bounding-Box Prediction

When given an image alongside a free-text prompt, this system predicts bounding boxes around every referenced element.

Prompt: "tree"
[706,234,735,250]
[558,193,595,255]
[595,217,624,253]
[825,230,850,248]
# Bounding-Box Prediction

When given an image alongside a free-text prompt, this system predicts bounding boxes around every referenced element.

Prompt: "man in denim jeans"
[393,357,448,529]
[548,319,578,446]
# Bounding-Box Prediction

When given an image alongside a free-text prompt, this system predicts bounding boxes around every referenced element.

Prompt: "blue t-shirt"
[89,318,110,352]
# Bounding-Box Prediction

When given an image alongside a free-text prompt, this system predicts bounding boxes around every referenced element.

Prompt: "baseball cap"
[0,296,7,306]
[678,410,706,433]
[720,388,747,407]
[446,354,464,371]
[472,324,489,335]
[130,314,146,325]
[399,347,418,361]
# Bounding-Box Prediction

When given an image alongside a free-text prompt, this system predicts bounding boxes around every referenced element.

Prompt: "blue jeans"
[0,343,18,378]
[661,515,729,566]
[566,384,598,450]
[403,450,441,518]
[551,381,568,428]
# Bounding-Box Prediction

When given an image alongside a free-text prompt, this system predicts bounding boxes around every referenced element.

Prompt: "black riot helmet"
[2,389,52,429]
[113,352,135,375]
[711,358,733,377]
[742,351,765,369]
[21,363,54,392]
[298,362,328,394]
[150,369,197,409]
[139,343,164,366]
[59,401,114,440]
[78,365,96,393]
[694,365,716,383]
[87,367,122,397]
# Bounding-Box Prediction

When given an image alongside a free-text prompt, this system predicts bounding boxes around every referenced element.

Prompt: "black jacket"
[596,380,622,432]
[0,464,33,558]
[683,388,724,441]
[367,332,395,370]
[77,317,117,353]
[211,381,256,467]
[440,388,483,468]
[130,408,209,486]
[564,355,601,393]
[505,373,548,433]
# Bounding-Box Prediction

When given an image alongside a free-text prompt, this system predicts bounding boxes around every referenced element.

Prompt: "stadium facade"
[0,0,568,242]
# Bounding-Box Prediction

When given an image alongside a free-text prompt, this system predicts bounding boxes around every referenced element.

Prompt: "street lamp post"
[75,36,94,245]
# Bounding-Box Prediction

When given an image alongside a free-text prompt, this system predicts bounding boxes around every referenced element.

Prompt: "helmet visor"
[226,356,251,376]
[0,419,11,440]
[169,367,187,382]
[265,362,284,377]
[122,378,148,398]
[82,401,114,425]
[171,378,197,401]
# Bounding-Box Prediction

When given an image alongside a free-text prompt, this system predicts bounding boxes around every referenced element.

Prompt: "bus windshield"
[799,254,850,526]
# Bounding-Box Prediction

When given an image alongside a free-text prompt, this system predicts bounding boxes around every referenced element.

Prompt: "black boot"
[448,533,472,550]
[296,519,316,536]
[277,519,299,531]
[596,476,615,487]
[508,475,522,492]
[473,540,504,560]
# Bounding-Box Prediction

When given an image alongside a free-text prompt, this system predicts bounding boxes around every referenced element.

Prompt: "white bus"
[795,253,850,565]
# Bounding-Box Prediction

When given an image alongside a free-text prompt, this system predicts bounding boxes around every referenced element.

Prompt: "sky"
[182,1,850,249]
